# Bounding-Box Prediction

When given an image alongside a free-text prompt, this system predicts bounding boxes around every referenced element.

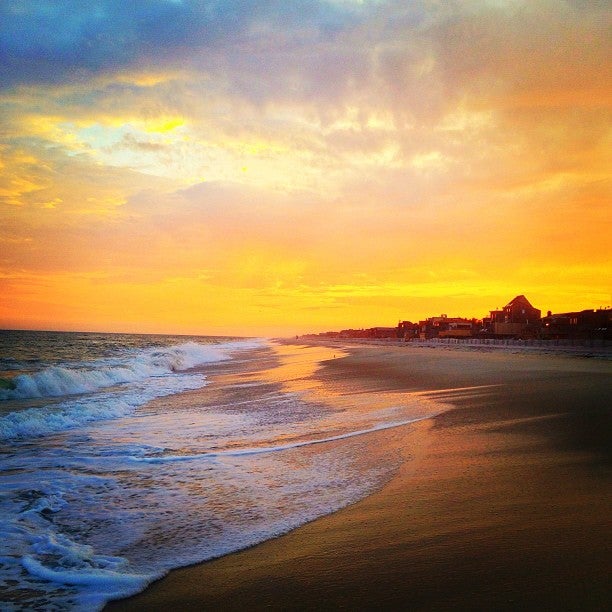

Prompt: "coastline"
[108,343,611,611]
[298,336,612,360]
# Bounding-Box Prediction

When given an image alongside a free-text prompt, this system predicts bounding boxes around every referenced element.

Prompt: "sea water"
[0,331,442,610]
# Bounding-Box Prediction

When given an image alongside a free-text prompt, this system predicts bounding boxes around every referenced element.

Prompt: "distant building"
[305,296,608,344]
[368,326,400,339]
[338,329,362,338]
[397,320,419,339]
[485,295,541,337]
[335,327,399,339]
[417,314,477,339]
[541,308,611,340]
[438,319,476,338]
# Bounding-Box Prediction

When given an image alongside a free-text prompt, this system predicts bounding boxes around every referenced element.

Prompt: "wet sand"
[109,344,611,611]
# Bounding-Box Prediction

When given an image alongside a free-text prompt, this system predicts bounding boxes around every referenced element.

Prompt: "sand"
[108,343,611,611]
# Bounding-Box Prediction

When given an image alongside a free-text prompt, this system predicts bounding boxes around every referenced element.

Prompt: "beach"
[109,342,611,611]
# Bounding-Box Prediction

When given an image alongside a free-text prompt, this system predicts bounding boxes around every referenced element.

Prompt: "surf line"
[129,413,440,464]
[412,384,501,396]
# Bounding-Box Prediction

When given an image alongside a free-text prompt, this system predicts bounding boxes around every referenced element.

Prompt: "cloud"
[0,0,358,90]
[4,1,607,170]
[3,1,608,127]
[0,1,214,88]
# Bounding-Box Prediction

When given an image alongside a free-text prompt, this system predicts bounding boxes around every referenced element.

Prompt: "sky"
[1,0,610,337]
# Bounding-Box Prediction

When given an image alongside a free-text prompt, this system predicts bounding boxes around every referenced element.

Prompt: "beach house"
[541,308,611,340]
[417,315,477,339]
[485,295,541,337]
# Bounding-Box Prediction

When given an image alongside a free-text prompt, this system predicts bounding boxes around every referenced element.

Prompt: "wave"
[0,373,206,441]
[2,476,159,611]
[0,339,267,441]
[0,340,260,401]
[129,413,436,463]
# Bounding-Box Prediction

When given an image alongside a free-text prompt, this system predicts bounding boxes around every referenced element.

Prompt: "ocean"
[0,330,442,610]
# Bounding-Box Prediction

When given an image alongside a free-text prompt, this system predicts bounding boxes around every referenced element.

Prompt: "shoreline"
[294,336,612,360]
[108,343,611,611]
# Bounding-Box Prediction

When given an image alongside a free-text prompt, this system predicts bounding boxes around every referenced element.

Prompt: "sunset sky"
[1,1,610,336]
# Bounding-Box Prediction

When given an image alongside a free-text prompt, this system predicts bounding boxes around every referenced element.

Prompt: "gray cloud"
[3,0,607,135]
[0,0,358,90]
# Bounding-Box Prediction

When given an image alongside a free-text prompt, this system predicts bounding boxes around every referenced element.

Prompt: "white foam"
[0,373,206,441]
[129,413,435,463]
[0,467,157,611]
[0,374,206,441]
[0,339,268,441]
[0,341,236,400]
[6,521,157,611]
[22,555,154,588]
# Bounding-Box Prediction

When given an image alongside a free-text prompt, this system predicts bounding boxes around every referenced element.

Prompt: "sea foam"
[0,339,266,441]
[0,374,203,441]
[0,469,159,611]
[0,341,240,401]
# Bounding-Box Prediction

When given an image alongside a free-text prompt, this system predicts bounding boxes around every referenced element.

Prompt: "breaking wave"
[0,339,267,440]
[0,341,244,401]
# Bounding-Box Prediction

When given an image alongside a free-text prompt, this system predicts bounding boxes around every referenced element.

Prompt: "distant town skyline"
[1,2,610,337]
[305,295,611,340]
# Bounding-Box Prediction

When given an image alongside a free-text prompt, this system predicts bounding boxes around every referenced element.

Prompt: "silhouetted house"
[418,314,477,339]
[438,319,477,338]
[367,326,400,339]
[335,327,398,339]
[316,331,340,338]
[338,329,363,338]
[541,308,611,340]
[486,295,541,337]
[397,320,419,339]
